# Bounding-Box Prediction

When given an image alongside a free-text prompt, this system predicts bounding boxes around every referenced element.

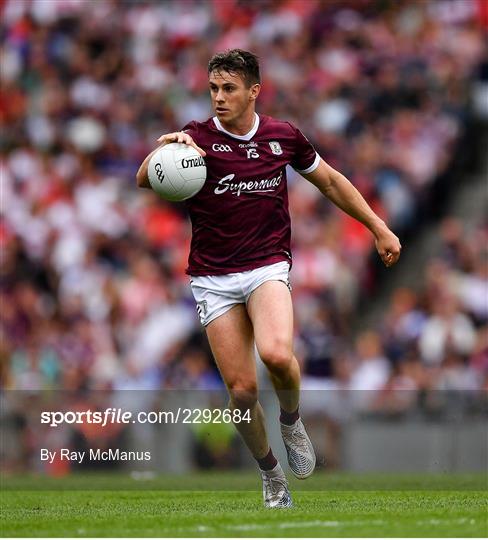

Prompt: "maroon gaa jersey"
[182,113,319,276]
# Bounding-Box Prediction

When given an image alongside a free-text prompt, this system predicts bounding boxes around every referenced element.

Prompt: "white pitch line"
[228,520,340,531]
[178,516,477,535]
[222,519,386,531]
[415,518,477,526]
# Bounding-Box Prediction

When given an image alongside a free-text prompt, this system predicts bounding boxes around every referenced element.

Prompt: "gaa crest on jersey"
[269,141,283,155]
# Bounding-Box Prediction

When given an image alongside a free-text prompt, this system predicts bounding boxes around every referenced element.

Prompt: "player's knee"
[259,342,293,375]
[228,381,258,411]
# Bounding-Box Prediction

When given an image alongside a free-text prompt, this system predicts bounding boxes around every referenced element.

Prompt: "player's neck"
[219,110,257,136]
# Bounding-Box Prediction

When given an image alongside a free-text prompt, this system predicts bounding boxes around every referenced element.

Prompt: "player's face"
[209,70,260,126]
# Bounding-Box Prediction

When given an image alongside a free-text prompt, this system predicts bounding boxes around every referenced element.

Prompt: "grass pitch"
[1,473,487,537]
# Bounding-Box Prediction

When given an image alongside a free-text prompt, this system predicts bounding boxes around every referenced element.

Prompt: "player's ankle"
[256,448,278,471]
[280,406,299,426]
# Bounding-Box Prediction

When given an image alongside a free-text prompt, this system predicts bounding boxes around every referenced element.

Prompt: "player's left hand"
[375,228,402,268]
[157,132,206,157]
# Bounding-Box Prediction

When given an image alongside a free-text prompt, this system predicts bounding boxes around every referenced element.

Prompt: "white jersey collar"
[212,113,260,141]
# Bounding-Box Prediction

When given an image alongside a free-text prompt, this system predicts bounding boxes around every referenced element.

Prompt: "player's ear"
[249,83,261,101]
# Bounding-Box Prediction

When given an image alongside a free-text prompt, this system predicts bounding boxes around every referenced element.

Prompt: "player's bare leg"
[205,304,292,507]
[247,280,316,479]
[205,304,270,459]
[247,280,300,411]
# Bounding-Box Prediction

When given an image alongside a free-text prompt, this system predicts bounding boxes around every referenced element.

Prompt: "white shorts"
[190,261,291,326]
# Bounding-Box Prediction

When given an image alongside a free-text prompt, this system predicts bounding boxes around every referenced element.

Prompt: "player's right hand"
[375,227,401,268]
[157,132,206,157]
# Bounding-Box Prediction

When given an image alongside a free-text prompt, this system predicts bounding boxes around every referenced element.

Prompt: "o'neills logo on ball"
[181,156,205,168]
[214,172,283,197]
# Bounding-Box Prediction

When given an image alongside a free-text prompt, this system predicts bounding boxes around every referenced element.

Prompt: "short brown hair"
[208,49,260,87]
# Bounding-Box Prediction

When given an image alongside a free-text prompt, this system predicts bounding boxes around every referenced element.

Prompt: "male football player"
[136,49,401,508]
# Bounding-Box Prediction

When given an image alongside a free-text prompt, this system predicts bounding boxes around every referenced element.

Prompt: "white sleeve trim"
[294,152,320,174]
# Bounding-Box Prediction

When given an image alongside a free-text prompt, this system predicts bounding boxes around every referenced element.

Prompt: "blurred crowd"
[1,0,487,416]
[299,216,487,414]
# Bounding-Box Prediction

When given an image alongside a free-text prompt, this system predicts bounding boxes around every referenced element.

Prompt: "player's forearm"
[136,149,157,189]
[325,171,387,237]
[304,160,387,238]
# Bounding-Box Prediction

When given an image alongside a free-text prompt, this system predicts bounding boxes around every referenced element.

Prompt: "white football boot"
[260,463,293,508]
[280,418,316,479]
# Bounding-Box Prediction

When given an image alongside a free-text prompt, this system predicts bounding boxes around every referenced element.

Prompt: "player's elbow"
[136,169,150,189]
